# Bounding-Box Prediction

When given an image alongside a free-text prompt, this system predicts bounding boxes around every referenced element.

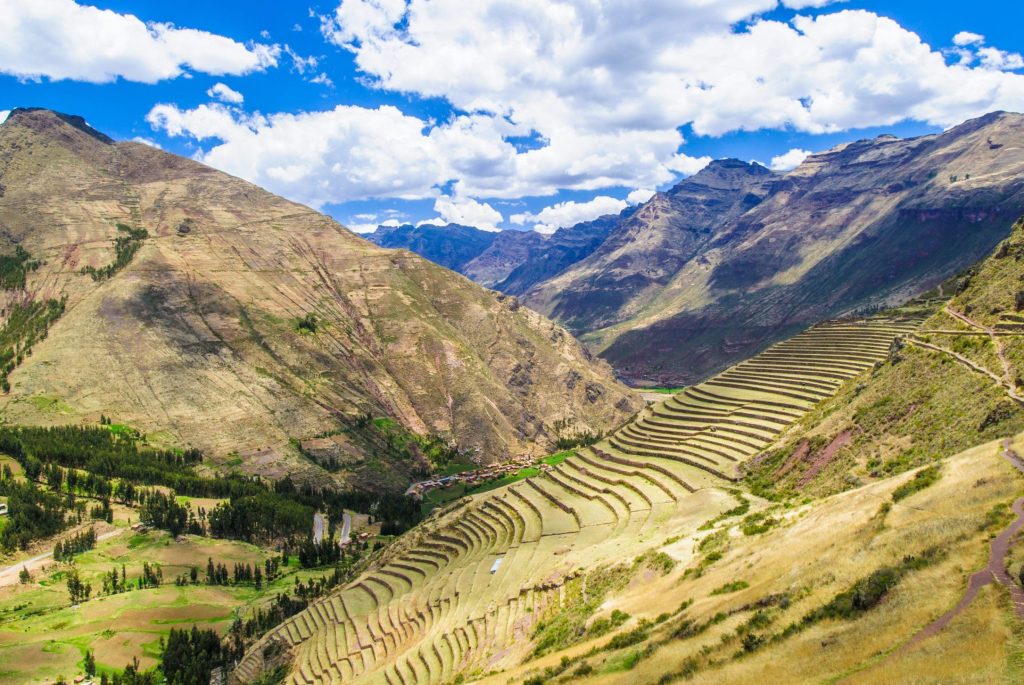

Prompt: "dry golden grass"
[472,437,1024,685]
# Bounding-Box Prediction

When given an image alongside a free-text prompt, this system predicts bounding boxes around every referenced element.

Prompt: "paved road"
[312,512,326,545]
[340,512,352,545]
[0,528,124,587]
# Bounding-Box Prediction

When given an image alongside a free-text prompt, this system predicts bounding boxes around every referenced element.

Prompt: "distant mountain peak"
[4,107,115,145]
[668,157,776,196]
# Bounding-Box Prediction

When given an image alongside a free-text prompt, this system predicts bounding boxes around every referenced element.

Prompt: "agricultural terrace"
[234,314,926,685]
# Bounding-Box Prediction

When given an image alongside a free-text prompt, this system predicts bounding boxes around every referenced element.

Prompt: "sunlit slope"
[0,108,640,479]
[234,315,924,684]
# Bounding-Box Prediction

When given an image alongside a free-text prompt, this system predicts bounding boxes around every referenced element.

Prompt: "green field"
[0,526,331,684]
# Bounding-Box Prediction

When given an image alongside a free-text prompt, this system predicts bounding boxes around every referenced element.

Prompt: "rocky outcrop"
[524,159,778,333]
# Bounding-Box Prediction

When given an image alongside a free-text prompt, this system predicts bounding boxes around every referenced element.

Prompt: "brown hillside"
[527,113,1024,386]
[0,108,640,484]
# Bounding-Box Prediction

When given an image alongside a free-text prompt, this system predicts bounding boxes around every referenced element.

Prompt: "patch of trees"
[0,297,65,392]
[295,312,318,333]
[161,626,225,685]
[81,223,149,281]
[274,477,422,537]
[66,567,92,604]
[202,557,265,588]
[0,245,40,290]
[206,491,313,543]
[100,562,163,593]
[97,658,157,685]
[2,422,423,547]
[554,430,603,450]
[53,527,96,561]
[296,537,343,568]
[139,490,202,537]
[0,478,69,551]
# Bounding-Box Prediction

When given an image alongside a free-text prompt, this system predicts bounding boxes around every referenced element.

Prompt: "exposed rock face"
[491,212,627,296]
[0,108,642,482]
[366,223,498,273]
[461,228,548,287]
[590,112,1024,385]
[524,159,778,333]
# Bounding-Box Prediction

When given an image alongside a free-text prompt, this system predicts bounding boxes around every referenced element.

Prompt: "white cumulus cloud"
[147,103,446,207]
[143,2,1024,219]
[130,136,162,148]
[206,82,244,104]
[511,196,628,234]
[770,148,813,171]
[953,31,985,47]
[978,47,1024,72]
[0,110,9,125]
[0,0,279,84]
[433,194,504,231]
[626,188,656,205]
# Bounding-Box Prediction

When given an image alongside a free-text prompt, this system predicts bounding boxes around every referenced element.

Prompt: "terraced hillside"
[233,315,926,684]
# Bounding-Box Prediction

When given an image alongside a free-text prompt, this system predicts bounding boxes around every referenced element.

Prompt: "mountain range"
[372,112,1024,385]
[0,108,640,488]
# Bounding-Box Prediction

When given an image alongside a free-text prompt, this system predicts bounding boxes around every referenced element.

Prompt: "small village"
[404,454,550,500]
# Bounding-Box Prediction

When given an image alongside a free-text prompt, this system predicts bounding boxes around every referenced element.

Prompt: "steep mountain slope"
[589,113,1024,385]
[488,211,627,295]
[365,223,497,273]
[0,108,640,484]
[238,299,1024,685]
[749,219,1024,499]
[459,228,546,287]
[525,159,778,333]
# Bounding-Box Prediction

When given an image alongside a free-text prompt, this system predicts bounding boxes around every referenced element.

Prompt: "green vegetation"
[585,609,631,639]
[710,580,749,595]
[81,223,149,281]
[892,465,942,502]
[532,564,635,657]
[740,511,779,536]
[634,549,677,575]
[797,548,942,627]
[554,431,603,450]
[0,424,421,549]
[747,345,1024,498]
[0,297,66,392]
[295,312,318,334]
[698,491,750,530]
[540,451,573,466]
[0,245,40,290]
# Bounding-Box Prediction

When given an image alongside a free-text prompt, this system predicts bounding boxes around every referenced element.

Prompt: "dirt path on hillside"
[906,336,1024,406]
[884,440,1024,660]
[945,305,1015,385]
[0,528,125,587]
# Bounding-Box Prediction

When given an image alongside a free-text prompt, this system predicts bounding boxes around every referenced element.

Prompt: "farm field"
[0,527,330,684]
[234,314,935,684]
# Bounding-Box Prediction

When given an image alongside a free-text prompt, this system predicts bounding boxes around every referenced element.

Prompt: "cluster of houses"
[405,455,547,499]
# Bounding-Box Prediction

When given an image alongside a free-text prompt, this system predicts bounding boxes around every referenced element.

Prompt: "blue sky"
[1,0,1022,233]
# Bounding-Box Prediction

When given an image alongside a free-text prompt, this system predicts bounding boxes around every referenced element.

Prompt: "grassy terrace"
[233,314,930,685]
